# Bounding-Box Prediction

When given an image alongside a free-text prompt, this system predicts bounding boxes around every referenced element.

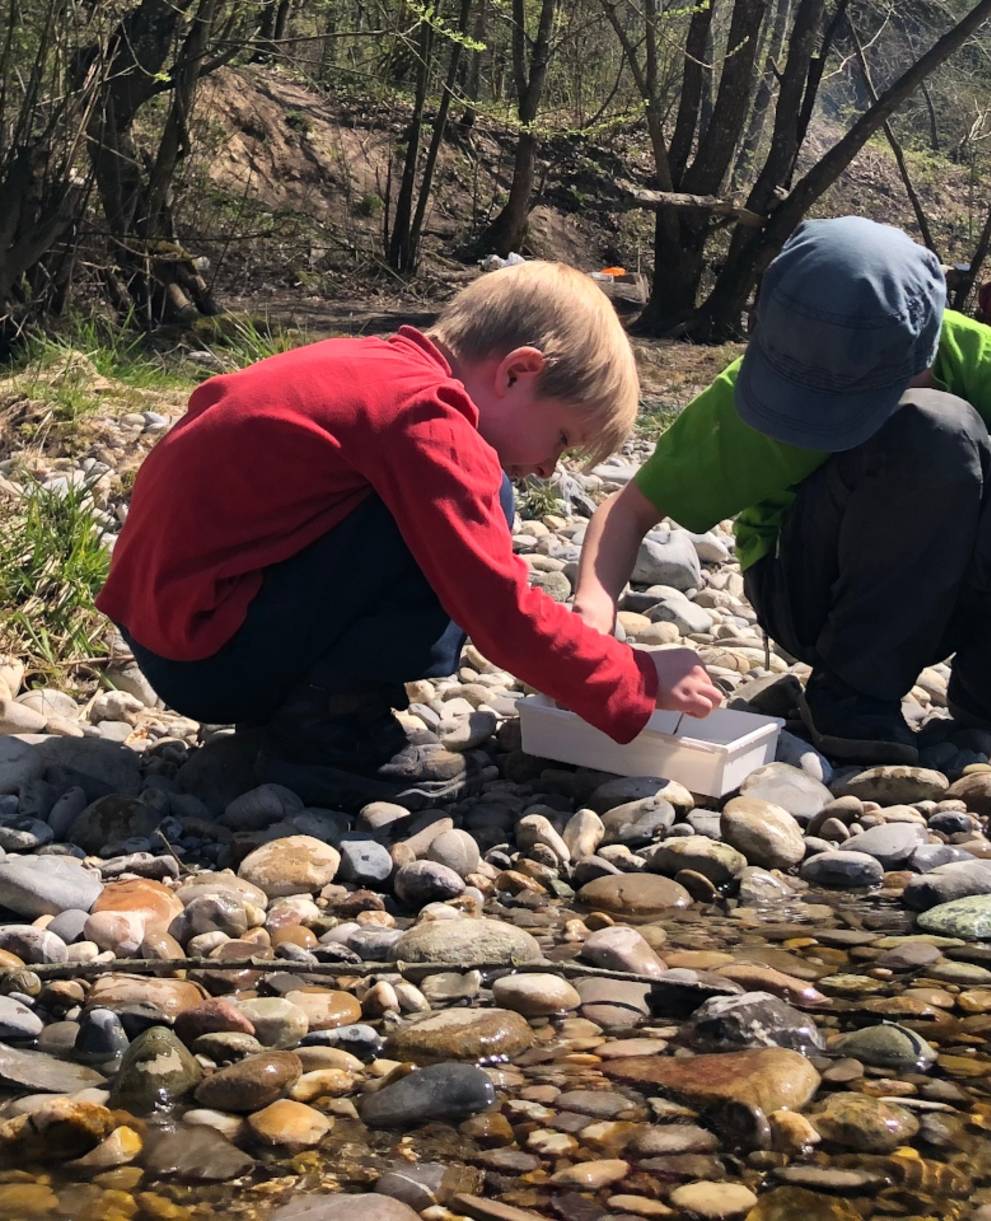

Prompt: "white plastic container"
[518,696,783,797]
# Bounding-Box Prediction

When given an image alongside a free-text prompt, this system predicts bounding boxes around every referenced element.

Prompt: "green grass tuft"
[0,477,111,682]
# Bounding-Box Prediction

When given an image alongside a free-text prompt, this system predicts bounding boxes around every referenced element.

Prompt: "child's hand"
[650,647,722,718]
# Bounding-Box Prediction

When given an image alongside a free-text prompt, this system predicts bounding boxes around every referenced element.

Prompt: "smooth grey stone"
[74,1007,129,1065]
[300,1023,382,1061]
[38,1020,81,1058]
[902,860,991,911]
[0,995,43,1040]
[831,1023,936,1071]
[46,908,89,944]
[338,836,393,886]
[359,1061,495,1127]
[0,855,102,917]
[686,810,722,839]
[928,810,980,836]
[35,735,141,800]
[843,823,928,869]
[273,1196,418,1221]
[632,528,701,591]
[347,928,403,960]
[0,1040,105,1091]
[0,925,67,963]
[910,844,975,872]
[100,852,180,880]
[800,851,884,888]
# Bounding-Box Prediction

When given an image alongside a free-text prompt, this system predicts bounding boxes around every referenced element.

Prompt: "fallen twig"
[4,955,666,987]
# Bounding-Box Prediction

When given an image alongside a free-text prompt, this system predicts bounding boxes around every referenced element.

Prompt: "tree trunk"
[636,0,768,334]
[407,0,474,267]
[459,0,486,129]
[387,15,433,272]
[695,0,991,340]
[733,0,791,188]
[479,0,557,255]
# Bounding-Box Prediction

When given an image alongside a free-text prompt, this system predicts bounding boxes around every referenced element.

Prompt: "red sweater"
[97,327,657,742]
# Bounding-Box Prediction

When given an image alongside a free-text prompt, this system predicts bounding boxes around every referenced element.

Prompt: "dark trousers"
[744,389,991,711]
[124,477,515,725]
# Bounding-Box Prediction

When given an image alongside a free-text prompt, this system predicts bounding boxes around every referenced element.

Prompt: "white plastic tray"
[518,696,783,797]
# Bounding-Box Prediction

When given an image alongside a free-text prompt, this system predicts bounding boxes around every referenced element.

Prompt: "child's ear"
[499,346,545,391]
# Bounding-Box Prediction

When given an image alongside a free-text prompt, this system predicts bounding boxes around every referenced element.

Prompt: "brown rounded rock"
[578,873,692,918]
[194,1051,302,1112]
[246,1099,333,1150]
[91,878,183,932]
[386,1007,534,1062]
[284,988,362,1031]
[238,836,340,897]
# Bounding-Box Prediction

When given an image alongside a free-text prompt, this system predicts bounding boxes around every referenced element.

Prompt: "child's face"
[461,347,588,480]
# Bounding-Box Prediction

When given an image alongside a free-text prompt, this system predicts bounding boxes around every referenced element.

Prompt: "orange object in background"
[599,266,626,277]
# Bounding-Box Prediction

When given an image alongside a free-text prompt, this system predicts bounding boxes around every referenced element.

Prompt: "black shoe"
[798,671,919,764]
[254,681,479,811]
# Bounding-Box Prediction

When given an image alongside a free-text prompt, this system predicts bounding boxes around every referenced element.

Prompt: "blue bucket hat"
[736,216,946,452]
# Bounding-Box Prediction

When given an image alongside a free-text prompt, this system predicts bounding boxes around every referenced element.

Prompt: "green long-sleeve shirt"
[635,309,991,569]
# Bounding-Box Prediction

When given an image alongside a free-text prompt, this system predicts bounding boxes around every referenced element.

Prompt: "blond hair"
[427,260,639,468]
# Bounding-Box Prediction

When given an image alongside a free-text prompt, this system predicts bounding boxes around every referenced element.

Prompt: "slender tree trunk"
[734,0,791,188]
[479,0,557,255]
[388,15,433,272]
[459,0,486,129]
[407,0,473,267]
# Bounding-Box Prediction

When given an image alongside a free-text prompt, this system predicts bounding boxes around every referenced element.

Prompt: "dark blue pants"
[124,477,515,725]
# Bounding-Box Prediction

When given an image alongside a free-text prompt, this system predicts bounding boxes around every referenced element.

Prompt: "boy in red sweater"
[98,262,720,809]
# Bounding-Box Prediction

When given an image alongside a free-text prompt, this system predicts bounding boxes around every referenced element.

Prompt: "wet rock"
[577,873,692,917]
[647,835,746,884]
[0,1042,105,1092]
[273,1196,419,1220]
[800,851,883,888]
[392,918,541,965]
[87,974,206,1020]
[648,969,745,1017]
[238,835,341,897]
[687,991,825,1054]
[247,1098,333,1150]
[630,1124,718,1155]
[359,1061,496,1127]
[0,855,101,916]
[744,1187,861,1220]
[721,797,805,870]
[575,977,651,1027]
[193,1050,302,1112]
[284,989,361,1032]
[143,1124,255,1181]
[668,1182,757,1219]
[918,893,991,938]
[174,998,256,1046]
[491,973,580,1016]
[109,1025,202,1112]
[236,997,309,1049]
[74,1008,129,1065]
[811,1091,919,1152]
[830,1022,936,1071]
[91,877,183,931]
[580,925,666,977]
[0,1096,114,1161]
[385,1008,534,1062]
[603,1048,821,1112]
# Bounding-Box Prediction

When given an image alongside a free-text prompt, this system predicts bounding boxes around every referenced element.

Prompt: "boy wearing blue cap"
[575,216,991,764]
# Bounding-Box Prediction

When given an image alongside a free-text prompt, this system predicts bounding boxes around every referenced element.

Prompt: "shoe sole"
[797,691,919,766]
[256,753,481,812]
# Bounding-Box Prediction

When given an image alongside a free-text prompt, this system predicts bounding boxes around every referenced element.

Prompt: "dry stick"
[848,15,937,255]
[7,956,666,987]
